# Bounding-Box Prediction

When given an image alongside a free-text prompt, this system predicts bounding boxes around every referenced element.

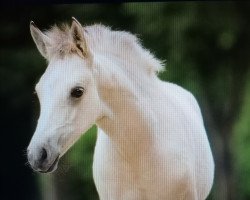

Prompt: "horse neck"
[94,59,157,159]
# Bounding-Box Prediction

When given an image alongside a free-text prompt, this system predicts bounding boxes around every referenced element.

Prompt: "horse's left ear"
[71,17,90,59]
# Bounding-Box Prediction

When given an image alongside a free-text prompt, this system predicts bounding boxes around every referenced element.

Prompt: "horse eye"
[71,87,84,98]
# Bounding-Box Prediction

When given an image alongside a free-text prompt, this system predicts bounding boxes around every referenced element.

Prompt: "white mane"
[85,24,164,76]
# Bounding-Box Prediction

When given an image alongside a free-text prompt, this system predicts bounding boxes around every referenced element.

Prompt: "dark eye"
[71,87,84,98]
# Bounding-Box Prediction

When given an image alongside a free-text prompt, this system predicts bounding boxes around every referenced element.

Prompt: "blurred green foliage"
[1,2,250,200]
[233,72,250,200]
[67,126,98,200]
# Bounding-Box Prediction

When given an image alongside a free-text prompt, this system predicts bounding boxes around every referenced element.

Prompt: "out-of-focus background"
[0,2,250,200]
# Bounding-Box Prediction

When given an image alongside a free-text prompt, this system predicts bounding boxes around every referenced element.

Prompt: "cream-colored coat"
[94,75,214,200]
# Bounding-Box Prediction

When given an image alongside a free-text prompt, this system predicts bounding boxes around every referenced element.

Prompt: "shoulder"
[163,82,202,116]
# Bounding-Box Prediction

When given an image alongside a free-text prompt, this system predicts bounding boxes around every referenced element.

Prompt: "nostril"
[40,148,47,162]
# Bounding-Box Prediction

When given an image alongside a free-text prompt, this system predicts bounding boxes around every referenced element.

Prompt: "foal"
[27,17,214,200]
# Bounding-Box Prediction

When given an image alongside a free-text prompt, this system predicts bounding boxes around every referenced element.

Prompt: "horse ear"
[30,21,51,60]
[71,17,89,59]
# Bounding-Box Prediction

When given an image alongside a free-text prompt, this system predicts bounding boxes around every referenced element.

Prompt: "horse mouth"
[40,155,60,173]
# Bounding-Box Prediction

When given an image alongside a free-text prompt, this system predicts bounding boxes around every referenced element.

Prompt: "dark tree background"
[0,2,250,200]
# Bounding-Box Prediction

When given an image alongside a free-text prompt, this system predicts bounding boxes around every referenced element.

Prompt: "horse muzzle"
[27,146,60,173]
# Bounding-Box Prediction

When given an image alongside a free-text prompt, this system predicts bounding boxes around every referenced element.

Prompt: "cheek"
[70,102,94,131]
[68,106,85,132]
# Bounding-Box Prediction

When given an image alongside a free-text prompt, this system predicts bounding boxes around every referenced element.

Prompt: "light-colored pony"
[27,17,214,200]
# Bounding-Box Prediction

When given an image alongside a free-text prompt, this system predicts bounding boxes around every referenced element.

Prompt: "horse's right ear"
[30,21,51,60]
